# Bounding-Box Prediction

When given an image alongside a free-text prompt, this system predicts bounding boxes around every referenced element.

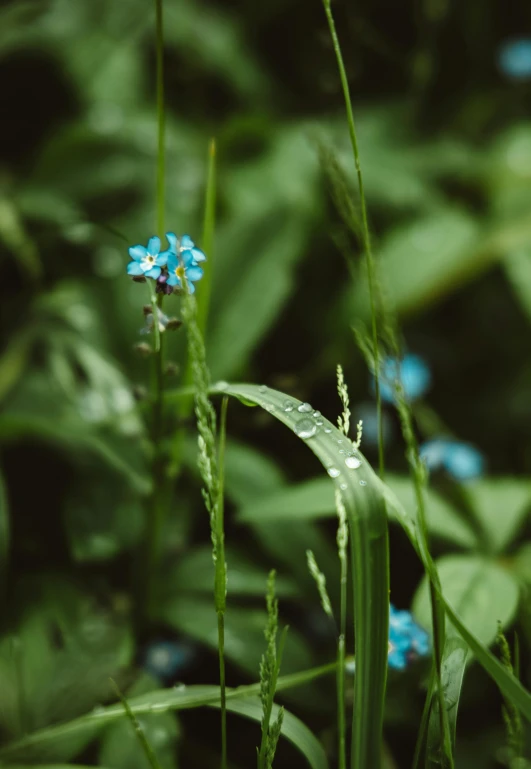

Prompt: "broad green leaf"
[238,473,477,548]
[463,477,531,553]
[157,596,311,678]
[413,554,520,647]
[158,544,298,598]
[207,214,310,379]
[352,207,481,317]
[214,696,328,769]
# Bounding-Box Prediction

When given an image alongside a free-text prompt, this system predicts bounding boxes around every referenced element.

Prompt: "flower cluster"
[127,233,206,294]
[388,604,430,670]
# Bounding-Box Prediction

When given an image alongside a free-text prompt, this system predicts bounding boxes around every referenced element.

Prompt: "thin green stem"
[217,611,227,769]
[111,680,163,769]
[321,0,384,478]
[337,635,346,769]
[155,0,165,237]
[216,396,228,769]
[396,393,454,769]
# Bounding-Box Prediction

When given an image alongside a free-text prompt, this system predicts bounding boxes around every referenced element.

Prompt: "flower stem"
[321,0,384,478]
[155,0,165,237]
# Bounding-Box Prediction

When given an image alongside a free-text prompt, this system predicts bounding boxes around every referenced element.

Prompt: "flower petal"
[166,232,178,253]
[166,273,180,287]
[191,247,206,263]
[127,260,144,275]
[147,236,161,256]
[186,265,204,282]
[145,266,161,279]
[180,234,194,249]
[129,245,147,261]
[167,252,179,271]
[187,280,196,294]
[156,249,170,266]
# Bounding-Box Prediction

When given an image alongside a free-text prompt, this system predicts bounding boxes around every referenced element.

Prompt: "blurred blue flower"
[142,639,195,682]
[167,250,204,293]
[127,236,170,279]
[498,38,531,80]
[166,232,207,264]
[374,354,431,405]
[389,604,430,669]
[346,605,430,673]
[420,439,485,482]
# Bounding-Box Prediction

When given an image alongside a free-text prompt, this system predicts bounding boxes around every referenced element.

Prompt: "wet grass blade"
[210,382,389,769]
[110,680,162,769]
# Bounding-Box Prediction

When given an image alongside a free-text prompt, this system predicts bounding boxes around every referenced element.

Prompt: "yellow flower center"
[175,265,185,279]
[146,255,154,263]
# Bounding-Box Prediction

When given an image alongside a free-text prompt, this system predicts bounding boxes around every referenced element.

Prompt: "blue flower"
[374,354,431,405]
[127,235,170,279]
[420,439,485,482]
[388,604,430,669]
[498,39,531,80]
[142,639,195,683]
[166,232,207,264]
[346,605,430,674]
[167,249,204,293]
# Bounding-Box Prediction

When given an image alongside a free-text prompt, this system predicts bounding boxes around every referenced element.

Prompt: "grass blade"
[110,680,162,769]
[0,663,337,763]
[210,382,390,769]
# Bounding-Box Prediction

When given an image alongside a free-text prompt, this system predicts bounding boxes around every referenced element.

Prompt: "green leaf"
[463,477,531,553]
[425,637,468,768]
[214,696,328,769]
[238,472,477,548]
[158,544,298,598]
[413,554,520,647]
[207,382,389,769]
[157,596,312,678]
[352,207,481,317]
[0,663,336,763]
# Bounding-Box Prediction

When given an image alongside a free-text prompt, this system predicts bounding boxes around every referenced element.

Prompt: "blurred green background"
[1,0,531,767]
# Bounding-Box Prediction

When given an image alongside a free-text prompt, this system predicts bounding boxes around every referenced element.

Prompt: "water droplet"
[359,480,367,486]
[283,400,295,412]
[173,682,187,692]
[340,482,348,491]
[92,705,105,716]
[328,467,340,478]
[324,458,333,468]
[316,419,323,426]
[262,402,275,412]
[297,402,313,413]
[258,385,268,393]
[295,418,318,439]
[337,439,343,444]
[345,456,362,469]
[324,427,332,434]
[313,410,321,418]
[215,381,228,391]
[339,449,346,455]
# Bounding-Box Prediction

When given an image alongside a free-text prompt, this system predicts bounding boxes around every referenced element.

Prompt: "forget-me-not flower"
[420,438,485,482]
[167,249,204,293]
[166,233,207,264]
[373,354,432,405]
[127,236,170,279]
[498,38,531,80]
[388,605,430,669]
[346,604,430,673]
